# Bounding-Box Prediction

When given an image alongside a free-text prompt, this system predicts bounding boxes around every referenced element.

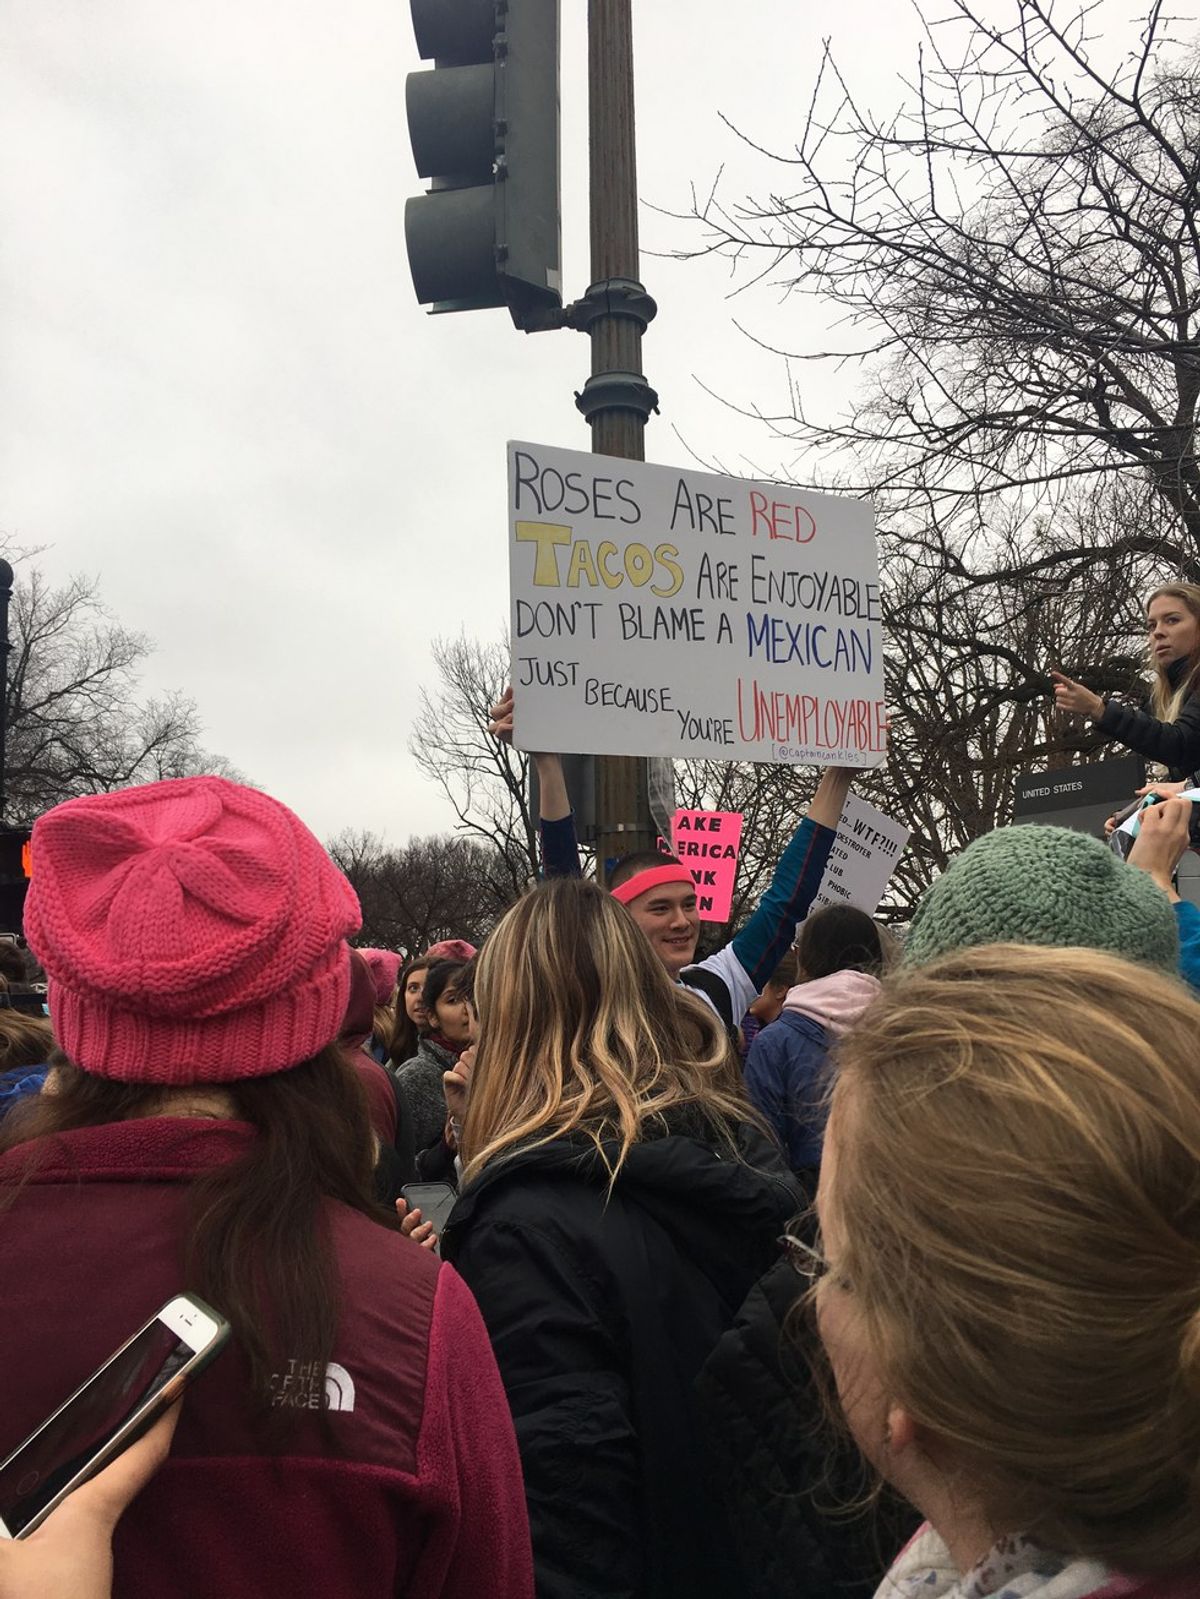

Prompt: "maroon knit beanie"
[24,776,361,1084]
[340,949,378,1047]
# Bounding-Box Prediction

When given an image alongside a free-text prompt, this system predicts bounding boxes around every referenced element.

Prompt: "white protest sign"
[508,440,885,766]
[813,793,910,914]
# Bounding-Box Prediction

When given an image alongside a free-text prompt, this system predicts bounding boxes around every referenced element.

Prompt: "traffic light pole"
[405,0,661,879]
[576,0,659,881]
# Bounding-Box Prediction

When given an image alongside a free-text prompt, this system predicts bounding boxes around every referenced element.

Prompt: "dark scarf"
[425,1030,468,1060]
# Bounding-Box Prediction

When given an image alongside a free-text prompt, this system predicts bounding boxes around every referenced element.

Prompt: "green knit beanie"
[905,825,1179,974]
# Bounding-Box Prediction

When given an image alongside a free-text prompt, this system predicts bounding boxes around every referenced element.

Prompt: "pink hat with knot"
[358,947,402,1006]
[24,776,361,1084]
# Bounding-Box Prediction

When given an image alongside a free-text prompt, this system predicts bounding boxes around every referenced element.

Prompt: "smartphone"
[0,1293,230,1540]
[1110,791,1200,858]
[1110,794,1148,830]
[401,1181,459,1240]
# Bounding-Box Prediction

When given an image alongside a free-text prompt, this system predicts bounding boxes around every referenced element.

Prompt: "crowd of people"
[5,584,1200,1597]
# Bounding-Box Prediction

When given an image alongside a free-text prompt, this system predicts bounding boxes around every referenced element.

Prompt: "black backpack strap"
[678,965,737,1036]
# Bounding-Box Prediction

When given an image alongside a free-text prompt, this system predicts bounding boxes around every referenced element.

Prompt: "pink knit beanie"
[423,938,477,963]
[359,947,402,1006]
[24,776,361,1084]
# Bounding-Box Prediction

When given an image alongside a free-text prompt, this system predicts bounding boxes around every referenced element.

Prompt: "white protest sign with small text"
[813,793,909,915]
[508,440,884,766]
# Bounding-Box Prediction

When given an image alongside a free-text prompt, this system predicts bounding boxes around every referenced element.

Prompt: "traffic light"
[0,826,32,935]
[405,0,562,326]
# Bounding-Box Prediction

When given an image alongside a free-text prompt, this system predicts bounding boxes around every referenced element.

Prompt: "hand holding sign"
[488,686,515,744]
[1125,796,1192,899]
[813,793,910,915]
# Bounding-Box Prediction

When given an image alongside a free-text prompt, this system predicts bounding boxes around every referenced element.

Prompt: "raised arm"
[1126,798,1200,993]
[489,687,582,878]
[1053,669,1200,774]
[728,765,853,990]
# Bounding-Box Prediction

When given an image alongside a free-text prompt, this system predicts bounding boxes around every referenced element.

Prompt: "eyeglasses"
[779,1232,832,1286]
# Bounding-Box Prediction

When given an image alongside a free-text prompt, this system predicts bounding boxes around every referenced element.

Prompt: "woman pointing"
[1053,583,1200,787]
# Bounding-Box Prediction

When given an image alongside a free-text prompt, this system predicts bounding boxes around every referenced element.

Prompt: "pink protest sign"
[671,809,744,922]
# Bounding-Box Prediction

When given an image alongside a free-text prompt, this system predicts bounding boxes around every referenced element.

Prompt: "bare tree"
[4,559,237,822]
[408,633,541,900]
[872,485,1155,907]
[681,0,1200,561]
[329,828,510,954]
[653,0,1200,909]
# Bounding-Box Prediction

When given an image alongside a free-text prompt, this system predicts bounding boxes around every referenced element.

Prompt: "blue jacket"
[744,1011,832,1176]
[0,1063,48,1122]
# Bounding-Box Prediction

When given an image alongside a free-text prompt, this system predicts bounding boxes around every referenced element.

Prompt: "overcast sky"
[2,0,934,845]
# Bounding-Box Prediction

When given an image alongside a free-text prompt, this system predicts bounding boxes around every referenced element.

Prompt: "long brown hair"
[1148,584,1200,720]
[461,876,753,1185]
[388,958,432,1067]
[827,943,1200,1574]
[0,1009,53,1071]
[0,1046,399,1412]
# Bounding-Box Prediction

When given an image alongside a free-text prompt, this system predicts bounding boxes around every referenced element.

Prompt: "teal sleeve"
[729,818,835,990]
[1174,900,1200,993]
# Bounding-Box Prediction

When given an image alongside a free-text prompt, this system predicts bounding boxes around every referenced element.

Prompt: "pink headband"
[610,863,695,905]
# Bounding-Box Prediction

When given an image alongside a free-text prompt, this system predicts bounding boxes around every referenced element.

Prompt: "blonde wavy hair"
[827,943,1200,1575]
[460,876,752,1185]
[370,1004,395,1056]
[1148,584,1200,721]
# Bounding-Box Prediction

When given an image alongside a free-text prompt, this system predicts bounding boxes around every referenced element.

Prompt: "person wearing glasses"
[811,942,1200,1599]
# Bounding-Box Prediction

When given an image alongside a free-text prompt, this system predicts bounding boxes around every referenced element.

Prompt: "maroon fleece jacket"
[0,1118,533,1599]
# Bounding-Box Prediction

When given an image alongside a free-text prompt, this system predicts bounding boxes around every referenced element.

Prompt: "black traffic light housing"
[405,0,562,326]
[0,827,32,937]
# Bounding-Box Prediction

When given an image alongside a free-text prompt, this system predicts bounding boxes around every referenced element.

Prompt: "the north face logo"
[269,1358,356,1412]
[324,1362,355,1413]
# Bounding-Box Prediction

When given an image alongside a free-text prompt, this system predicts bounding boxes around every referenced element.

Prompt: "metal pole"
[579,0,659,880]
[0,560,13,827]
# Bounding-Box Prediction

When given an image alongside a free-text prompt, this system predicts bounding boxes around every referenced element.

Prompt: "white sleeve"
[679,942,757,1027]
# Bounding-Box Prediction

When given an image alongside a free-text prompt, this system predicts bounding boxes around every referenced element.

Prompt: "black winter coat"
[1098,659,1200,780]
[696,1256,919,1599]
[441,1122,802,1599]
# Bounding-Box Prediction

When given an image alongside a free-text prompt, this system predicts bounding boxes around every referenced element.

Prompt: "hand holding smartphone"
[0,1405,180,1599]
[0,1294,230,1540]
[401,1182,458,1244]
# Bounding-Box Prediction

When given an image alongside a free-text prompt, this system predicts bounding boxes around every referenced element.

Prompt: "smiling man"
[605,765,855,1032]
[610,861,704,975]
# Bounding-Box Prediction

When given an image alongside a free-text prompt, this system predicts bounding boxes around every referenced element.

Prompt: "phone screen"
[402,1182,458,1238]
[0,1320,196,1536]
